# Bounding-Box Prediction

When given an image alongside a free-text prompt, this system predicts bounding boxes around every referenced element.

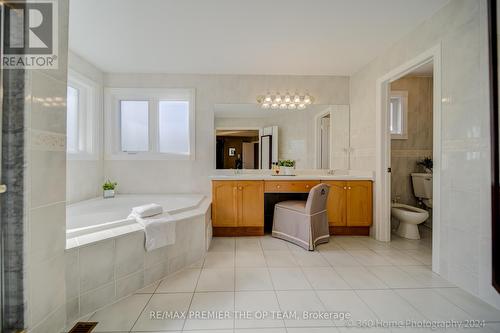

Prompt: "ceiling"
[69,0,449,75]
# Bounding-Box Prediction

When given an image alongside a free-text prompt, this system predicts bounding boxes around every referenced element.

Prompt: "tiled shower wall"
[24,0,70,331]
[390,76,433,208]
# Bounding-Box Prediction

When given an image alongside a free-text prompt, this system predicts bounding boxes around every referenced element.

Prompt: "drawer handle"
[343,186,347,190]
[239,186,243,190]
[348,186,351,190]
[305,185,310,188]
[277,185,281,189]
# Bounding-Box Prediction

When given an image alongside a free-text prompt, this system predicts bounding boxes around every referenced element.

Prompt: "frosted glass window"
[158,101,189,154]
[390,96,402,135]
[67,86,79,153]
[120,100,149,152]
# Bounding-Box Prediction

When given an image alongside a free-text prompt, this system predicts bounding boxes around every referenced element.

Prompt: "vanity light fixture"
[257,92,314,110]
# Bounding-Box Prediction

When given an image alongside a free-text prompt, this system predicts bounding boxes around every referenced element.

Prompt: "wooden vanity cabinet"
[321,180,373,235]
[212,180,264,236]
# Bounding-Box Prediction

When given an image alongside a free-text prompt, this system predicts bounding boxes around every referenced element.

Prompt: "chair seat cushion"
[275,200,307,213]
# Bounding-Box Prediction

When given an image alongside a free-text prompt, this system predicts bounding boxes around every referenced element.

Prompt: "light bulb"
[288,103,297,110]
[304,94,312,105]
[264,95,272,103]
[279,103,287,109]
[262,103,270,109]
[271,103,279,109]
[274,95,282,103]
[293,95,301,103]
[298,103,306,110]
[284,94,291,103]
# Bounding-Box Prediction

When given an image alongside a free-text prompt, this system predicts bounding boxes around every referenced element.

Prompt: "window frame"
[389,90,408,140]
[104,88,196,160]
[67,70,100,160]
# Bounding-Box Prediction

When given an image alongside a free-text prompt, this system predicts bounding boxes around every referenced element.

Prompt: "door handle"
[0,184,6,193]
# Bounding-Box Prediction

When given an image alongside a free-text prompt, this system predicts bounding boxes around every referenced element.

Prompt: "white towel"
[131,203,163,218]
[129,212,176,251]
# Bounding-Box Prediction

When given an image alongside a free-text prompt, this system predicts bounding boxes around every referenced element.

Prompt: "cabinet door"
[322,181,347,226]
[237,181,264,227]
[346,181,373,227]
[212,181,238,227]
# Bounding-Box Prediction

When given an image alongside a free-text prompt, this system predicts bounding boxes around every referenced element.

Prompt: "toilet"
[391,173,432,239]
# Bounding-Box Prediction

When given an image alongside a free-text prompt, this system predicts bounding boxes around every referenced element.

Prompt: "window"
[120,101,149,152]
[66,70,100,159]
[105,88,195,160]
[159,101,189,154]
[67,86,79,153]
[389,91,408,139]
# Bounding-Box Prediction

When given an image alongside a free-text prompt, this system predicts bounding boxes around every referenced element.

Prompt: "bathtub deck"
[67,194,205,230]
[66,194,210,249]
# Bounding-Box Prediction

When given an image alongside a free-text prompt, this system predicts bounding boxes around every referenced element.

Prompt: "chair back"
[305,183,330,214]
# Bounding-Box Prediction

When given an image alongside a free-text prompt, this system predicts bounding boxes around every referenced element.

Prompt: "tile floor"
[73,234,500,332]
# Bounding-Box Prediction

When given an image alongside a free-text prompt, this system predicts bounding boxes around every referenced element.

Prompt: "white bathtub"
[66,194,207,241]
[65,193,211,323]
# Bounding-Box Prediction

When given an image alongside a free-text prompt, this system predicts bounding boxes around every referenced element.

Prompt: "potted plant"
[103,180,118,199]
[417,157,433,173]
[278,159,296,175]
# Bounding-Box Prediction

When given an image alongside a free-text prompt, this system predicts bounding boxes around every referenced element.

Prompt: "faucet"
[327,169,338,175]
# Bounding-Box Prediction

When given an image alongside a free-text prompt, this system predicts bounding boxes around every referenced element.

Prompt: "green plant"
[278,159,295,167]
[102,180,118,191]
[417,157,433,171]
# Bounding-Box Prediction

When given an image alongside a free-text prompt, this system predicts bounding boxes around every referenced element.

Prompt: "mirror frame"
[488,0,499,293]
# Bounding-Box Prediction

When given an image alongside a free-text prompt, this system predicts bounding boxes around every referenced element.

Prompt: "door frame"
[374,44,442,273]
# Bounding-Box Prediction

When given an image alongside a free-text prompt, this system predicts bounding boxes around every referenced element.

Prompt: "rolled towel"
[131,203,163,218]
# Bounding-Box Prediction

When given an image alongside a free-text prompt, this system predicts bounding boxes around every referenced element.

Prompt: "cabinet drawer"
[264,180,320,193]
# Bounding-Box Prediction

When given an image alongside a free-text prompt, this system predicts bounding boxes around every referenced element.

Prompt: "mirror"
[214,104,350,170]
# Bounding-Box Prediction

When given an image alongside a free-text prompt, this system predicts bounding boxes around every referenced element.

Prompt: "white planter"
[281,166,295,175]
[103,189,115,199]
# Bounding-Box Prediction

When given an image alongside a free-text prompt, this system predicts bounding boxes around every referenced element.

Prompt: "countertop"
[210,171,374,181]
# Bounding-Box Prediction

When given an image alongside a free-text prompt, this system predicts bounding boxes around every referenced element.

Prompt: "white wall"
[103,74,349,195]
[349,0,499,309]
[66,51,104,204]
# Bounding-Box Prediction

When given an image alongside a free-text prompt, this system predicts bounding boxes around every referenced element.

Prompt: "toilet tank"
[411,173,432,199]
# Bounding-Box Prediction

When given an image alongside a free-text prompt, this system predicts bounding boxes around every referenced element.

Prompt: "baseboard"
[213,227,264,236]
[329,226,370,236]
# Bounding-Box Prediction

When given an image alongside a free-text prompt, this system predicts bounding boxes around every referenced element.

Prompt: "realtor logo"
[2,0,58,69]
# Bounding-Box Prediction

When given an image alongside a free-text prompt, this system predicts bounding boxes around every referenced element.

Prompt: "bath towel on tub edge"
[129,212,176,251]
